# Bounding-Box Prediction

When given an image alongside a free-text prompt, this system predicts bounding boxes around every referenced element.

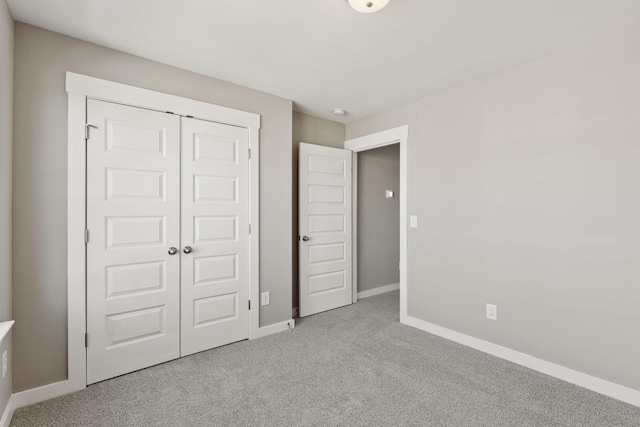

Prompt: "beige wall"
[292,112,345,310]
[347,27,640,391]
[12,23,293,391]
[357,144,399,293]
[0,0,13,415]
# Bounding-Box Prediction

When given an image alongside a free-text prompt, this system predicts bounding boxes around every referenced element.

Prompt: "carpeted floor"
[10,291,640,426]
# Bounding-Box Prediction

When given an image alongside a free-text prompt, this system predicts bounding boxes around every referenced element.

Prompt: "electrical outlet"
[410,215,418,228]
[486,304,497,320]
[2,350,7,378]
[261,291,270,306]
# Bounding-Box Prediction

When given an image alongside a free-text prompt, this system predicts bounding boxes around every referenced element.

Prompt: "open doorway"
[354,144,400,300]
[345,125,408,322]
[296,125,408,321]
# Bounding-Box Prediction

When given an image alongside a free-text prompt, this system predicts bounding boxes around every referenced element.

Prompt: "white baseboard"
[0,396,14,427]
[252,319,295,339]
[2,321,295,423]
[405,315,640,408]
[357,283,399,300]
[11,380,72,410]
[1,379,72,426]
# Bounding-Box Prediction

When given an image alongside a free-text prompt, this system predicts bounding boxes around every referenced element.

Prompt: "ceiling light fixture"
[347,0,390,13]
[332,108,347,117]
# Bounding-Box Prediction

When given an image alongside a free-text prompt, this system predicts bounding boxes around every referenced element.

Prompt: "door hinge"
[248,148,252,160]
[84,229,90,244]
[248,300,251,310]
[85,333,88,347]
[85,124,98,140]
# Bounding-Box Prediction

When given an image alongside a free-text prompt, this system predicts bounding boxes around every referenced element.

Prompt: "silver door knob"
[302,236,310,242]
[168,247,178,255]
[183,246,193,254]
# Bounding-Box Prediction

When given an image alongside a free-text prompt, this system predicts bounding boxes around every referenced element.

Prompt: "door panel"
[180,117,250,356]
[299,143,353,317]
[86,99,181,384]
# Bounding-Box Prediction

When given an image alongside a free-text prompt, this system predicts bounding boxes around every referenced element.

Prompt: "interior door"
[86,99,181,384]
[299,143,353,317]
[180,117,250,356]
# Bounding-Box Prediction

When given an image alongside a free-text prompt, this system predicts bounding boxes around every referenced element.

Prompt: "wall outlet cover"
[261,291,270,306]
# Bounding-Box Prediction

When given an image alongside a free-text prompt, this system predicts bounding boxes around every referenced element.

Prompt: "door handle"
[168,247,178,255]
[301,236,310,242]
[183,246,193,254]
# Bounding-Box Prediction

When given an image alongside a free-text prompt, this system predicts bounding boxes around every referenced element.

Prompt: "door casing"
[345,126,409,321]
[67,72,264,392]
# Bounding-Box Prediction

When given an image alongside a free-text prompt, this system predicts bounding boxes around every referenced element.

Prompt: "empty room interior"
[1,0,640,425]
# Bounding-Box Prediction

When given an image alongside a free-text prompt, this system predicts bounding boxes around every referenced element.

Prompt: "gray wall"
[0,0,13,415]
[292,112,345,311]
[13,23,293,392]
[347,27,640,391]
[357,144,399,293]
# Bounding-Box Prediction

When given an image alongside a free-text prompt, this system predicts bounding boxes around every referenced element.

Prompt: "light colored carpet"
[11,291,640,426]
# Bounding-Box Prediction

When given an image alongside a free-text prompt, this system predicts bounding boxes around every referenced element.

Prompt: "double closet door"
[85,99,250,384]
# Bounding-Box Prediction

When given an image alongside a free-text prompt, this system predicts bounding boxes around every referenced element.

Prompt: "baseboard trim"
[0,396,15,427]
[252,319,295,340]
[4,321,295,421]
[405,315,640,408]
[1,379,74,426]
[11,380,72,410]
[357,283,399,300]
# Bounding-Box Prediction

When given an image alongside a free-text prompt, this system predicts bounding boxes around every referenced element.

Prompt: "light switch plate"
[486,304,497,320]
[410,215,418,228]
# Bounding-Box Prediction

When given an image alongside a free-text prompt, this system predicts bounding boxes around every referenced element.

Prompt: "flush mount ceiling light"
[332,108,347,117]
[347,0,390,13]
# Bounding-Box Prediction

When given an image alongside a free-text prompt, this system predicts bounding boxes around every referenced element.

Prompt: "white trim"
[345,126,409,153]
[357,283,399,300]
[0,396,14,427]
[252,319,295,339]
[66,73,260,129]
[345,125,408,323]
[247,127,261,340]
[67,90,87,392]
[406,316,640,408]
[351,156,358,304]
[10,380,72,410]
[0,321,14,345]
[66,72,261,392]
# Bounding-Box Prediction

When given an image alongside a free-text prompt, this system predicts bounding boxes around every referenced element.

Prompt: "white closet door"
[86,100,181,384]
[180,117,250,356]
[298,143,353,317]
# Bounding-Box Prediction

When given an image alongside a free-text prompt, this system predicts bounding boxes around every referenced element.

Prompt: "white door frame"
[66,72,261,392]
[345,125,408,324]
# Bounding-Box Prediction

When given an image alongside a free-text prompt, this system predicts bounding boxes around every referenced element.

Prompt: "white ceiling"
[8,0,640,123]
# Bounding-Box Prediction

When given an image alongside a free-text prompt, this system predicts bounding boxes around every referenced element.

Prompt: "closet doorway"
[85,99,250,383]
[67,73,261,389]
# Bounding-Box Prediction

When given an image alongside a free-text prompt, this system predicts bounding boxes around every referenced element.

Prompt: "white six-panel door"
[180,118,250,356]
[86,100,181,384]
[299,143,353,317]
[86,100,250,383]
